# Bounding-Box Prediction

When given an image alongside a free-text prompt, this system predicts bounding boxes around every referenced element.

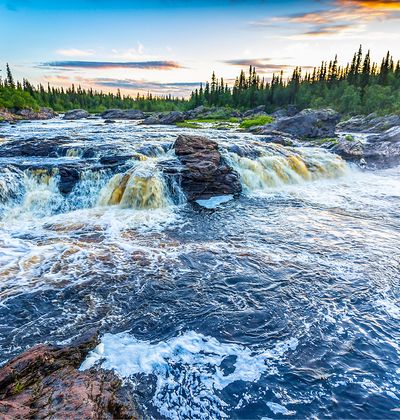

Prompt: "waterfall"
[224,145,348,192]
[98,160,171,209]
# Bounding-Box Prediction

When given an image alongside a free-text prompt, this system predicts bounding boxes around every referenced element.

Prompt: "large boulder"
[337,114,400,133]
[0,331,138,419]
[63,109,90,120]
[331,126,400,167]
[258,108,340,139]
[173,134,242,200]
[101,109,145,119]
[142,111,185,125]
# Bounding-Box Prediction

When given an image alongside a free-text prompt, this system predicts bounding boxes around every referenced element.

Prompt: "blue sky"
[1,0,400,96]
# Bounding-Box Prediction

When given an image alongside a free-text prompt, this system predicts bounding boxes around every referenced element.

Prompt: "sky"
[1,0,400,97]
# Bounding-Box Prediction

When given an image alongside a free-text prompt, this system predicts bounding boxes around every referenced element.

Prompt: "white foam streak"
[81,331,298,419]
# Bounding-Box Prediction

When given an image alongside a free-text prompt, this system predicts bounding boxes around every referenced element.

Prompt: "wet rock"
[173,134,242,200]
[63,109,90,120]
[101,109,145,120]
[331,127,400,167]
[58,166,81,195]
[337,113,400,133]
[104,119,116,124]
[0,331,138,419]
[258,108,340,139]
[0,137,74,158]
[256,130,301,147]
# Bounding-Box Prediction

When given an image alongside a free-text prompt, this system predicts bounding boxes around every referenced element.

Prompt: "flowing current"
[0,119,399,419]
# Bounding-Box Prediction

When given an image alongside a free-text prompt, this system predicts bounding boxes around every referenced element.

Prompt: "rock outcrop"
[173,134,242,200]
[0,108,57,122]
[142,111,185,125]
[15,107,57,120]
[337,113,400,133]
[101,109,145,120]
[257,108,340,139]
[63,109,90,120]
[331,126,400,167]
[0,331,138,419]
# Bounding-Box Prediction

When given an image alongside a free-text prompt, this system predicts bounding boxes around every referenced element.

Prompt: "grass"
[345,134,355,142]
[190,117,240,123]
[175,121,202,129]
[239,115,274,129]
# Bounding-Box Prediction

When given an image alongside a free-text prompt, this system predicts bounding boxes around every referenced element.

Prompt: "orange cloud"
[337,0,400,10]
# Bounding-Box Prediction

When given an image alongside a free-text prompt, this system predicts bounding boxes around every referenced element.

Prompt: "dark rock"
[256,130,301,147]
[104,119,116,124]
[142,111,185,125]
[331,126,400,167]
[101,109,145,120]
[159,111,185,125]
[142,114,161,125]
[286,105,298,117]
[15,107,57,120]
[63,109,90,120]
[58,166,81,195]
[0,331,138,419]
[242,105,266,118]
[173,134,242,200]
[257,108,340,139]
[337,113,400,133]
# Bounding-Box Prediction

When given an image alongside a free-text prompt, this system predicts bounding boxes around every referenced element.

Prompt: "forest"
[1,47,399,115]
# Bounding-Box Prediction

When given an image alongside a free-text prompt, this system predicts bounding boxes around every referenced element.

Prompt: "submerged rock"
[0,331,138,419]
[101,109,145,120]
[257,108,340,139]
[173,134,242,200]
[63,109,90,120]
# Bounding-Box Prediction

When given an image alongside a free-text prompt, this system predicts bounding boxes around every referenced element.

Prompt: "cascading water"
[224,144,348,192]
[0,119,399,420]
[98,160,171,209]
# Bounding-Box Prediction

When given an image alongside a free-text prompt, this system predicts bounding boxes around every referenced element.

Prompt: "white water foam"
[80,330,298,419]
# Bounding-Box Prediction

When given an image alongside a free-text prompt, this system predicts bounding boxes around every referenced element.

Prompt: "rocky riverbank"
[0,331,138,419]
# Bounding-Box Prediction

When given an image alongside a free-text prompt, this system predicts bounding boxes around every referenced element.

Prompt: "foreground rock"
[63,109,90,120]
[332,126,400,167]
[337,113,400,133]
[256,108,340,139]
[101,109,145,120]
[0,331,138,419]
[173,134,242,200]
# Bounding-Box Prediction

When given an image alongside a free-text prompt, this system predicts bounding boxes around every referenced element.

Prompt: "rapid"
[0,118,399,419]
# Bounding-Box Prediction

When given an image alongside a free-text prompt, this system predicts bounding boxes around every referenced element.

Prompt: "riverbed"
[0,118,399,418]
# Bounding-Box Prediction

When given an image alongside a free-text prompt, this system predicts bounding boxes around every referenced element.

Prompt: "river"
[0,118,399,418]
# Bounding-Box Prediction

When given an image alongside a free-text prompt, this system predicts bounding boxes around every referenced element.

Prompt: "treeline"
[1,46,400,115]
[0,64,187,113]
[189,46,400,115]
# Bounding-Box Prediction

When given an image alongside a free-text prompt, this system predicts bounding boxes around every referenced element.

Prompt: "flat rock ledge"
[0,331,138,419]
[173,134,242,201]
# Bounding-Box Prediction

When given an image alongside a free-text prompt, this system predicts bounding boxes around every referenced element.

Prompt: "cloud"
[40,60,183,70]
[43,74,199,96]
[223,58,313,73]
[250,0,400,38]
[56,49,95,57]
[95,78,200,91]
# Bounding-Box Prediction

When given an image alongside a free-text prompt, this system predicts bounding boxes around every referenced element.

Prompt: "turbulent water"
[0,118,399,419]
